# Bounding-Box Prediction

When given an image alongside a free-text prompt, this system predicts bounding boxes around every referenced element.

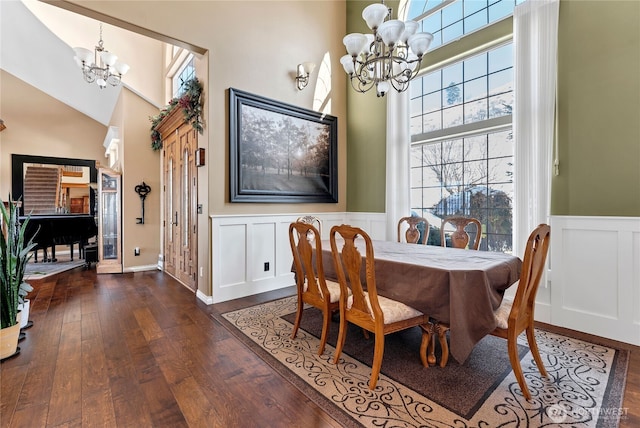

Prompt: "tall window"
[408,0,519,252]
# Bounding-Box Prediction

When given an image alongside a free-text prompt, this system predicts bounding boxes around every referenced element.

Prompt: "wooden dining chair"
[289,221,341,356]
[330,224,428,389]
[421,224,551,400]
[440,216,482,250]
[397,216,429,244]
[297,215,322,238]
[490,223,551,400]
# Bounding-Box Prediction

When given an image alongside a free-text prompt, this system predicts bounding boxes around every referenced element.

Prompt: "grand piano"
[21,214,98,263]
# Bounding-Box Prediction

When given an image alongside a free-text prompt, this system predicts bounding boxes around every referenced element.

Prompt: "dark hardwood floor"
[1,267,638,427]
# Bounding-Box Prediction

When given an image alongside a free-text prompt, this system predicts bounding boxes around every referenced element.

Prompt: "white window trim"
[412,115,512,145]
[386,90,411,241]
[513,0,559,258]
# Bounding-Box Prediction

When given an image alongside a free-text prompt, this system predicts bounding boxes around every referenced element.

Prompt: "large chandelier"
[340,1,433,97]
[73,23,129,89]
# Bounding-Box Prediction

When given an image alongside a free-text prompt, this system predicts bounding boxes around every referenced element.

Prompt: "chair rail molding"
[550,215,640,345]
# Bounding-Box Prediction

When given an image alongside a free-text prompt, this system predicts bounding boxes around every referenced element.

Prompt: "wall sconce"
[295,62,316,90]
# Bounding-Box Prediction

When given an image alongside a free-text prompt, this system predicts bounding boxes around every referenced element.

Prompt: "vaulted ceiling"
[0,1,165,126]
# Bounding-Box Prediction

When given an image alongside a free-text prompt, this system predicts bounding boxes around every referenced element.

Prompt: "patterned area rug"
[24,258,86,280]
[214,296,628,428]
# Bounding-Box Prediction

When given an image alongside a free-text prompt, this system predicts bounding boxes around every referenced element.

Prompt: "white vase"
[18,299,30,329]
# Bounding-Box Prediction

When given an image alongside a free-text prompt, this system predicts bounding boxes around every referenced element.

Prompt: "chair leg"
[333,314,348,364]
[437,323,450,368]
[369,333,384,390]
[317,307,331,356]
[508,335,531,400]
[526,325,548,377]
[420,323,433,367]
[290,295,303,340]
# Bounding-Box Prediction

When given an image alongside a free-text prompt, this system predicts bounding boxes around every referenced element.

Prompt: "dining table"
[319,239,522,364]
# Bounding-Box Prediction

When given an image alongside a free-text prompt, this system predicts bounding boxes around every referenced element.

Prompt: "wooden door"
[163,130,178,278]
[176,126,197,289]
[161,115,198,291]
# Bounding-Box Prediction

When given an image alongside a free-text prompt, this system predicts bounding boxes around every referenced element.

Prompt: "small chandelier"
[340,1,433,97]
[73,23,129,89]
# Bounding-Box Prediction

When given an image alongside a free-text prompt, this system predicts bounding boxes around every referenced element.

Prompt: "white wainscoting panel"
[209,212,387,304]
[532,274,552,324]
[252,222,276,282]
[550,216,640,345]
[344,212,387,240]
[218,223,247,287]
[208,213,639,346]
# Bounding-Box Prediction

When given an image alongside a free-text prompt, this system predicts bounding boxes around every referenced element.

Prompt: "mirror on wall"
[11,154,97,217]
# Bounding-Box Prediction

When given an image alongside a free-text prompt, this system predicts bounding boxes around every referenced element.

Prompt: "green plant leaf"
[149,78,203,151]
[1,195,32,328]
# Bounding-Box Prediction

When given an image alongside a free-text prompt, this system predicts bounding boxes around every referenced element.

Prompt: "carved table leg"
[420,322,436,367]
[435,322,451,368]
[429,326,438,366]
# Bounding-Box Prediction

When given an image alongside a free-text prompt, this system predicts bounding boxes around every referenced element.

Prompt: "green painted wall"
[346,0,640,216]
[345,0,389,213]
[553,0,640,216]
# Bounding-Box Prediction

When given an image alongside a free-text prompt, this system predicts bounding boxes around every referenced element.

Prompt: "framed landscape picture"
[229,88,338,203]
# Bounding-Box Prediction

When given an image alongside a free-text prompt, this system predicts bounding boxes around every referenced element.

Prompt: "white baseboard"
[123,264,158,273]
[196,289,214,305]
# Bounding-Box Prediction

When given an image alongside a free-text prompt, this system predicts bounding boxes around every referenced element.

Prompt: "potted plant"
[1,196,36,359]
[18,281,34,330]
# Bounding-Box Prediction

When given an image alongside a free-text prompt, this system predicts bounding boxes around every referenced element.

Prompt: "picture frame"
[229,88,338,203]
